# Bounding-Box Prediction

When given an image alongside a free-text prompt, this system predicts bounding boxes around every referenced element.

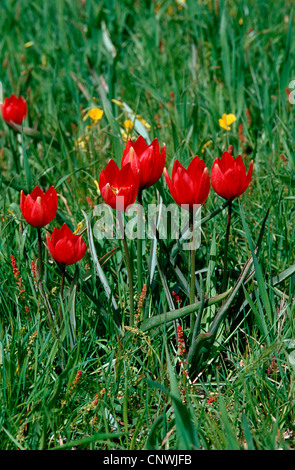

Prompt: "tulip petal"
[211,161,228,199]
[103,159,119,185]
[173,167,195,208]
[196,167,210,205]
[54,237,76,265]
[240,159,253,195]
[164,167,180,205]
[47,224,87,265]
[30,186,45,200]
[219,151,235,173]
[100,182,116,209]
[137,147,154,188]
[121,139,135,167]
[132,135,148,155]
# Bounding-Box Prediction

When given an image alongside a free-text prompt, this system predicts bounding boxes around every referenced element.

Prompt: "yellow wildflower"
[219,113,237,131]
[87,108,104,121]
[123,119,134,131]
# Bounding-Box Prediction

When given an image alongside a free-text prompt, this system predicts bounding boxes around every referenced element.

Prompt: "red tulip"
[121,135,166,190]
[1,94,27,125]
[20,186,58,228]
[46,223,87,266]
[164,155,210,211]
[99,159,139,211]
[211,151,253,200]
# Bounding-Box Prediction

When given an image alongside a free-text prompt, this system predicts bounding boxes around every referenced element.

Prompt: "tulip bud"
[20,186,58,228]
[164,155,210,211]
[46,223,87,266]
[121,135,166,190]
[1,94,27,125]
[211,151,253,201]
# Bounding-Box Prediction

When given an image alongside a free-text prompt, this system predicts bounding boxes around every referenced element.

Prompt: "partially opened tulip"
[46,223,87,266]
[164,155,210,211]
[20,186,58,228]
[121,135,166,298]
[99,159,139,211]
[20,185,58,279]
[1,94,27,125]
[211,151,254,291]
[121,135,166,191]
[99,159,139,326]
[164,155,210,316]
[211,151,253,201]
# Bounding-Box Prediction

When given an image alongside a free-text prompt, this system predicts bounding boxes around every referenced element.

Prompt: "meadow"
[0,0,295,450]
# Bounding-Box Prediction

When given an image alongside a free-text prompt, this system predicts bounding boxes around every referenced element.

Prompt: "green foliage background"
[0,0,295,450]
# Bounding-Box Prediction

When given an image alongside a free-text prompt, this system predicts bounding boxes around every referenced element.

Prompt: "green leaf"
[50,432,126,450]
[165,345,200,450]
[82,210,118,311]
[65,265,79,350]
[139,289,231,333]
[239,205,273,324]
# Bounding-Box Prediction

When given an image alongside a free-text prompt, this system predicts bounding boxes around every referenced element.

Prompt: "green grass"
[0,0,295,450]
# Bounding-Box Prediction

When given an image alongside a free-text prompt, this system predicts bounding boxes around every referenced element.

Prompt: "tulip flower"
[99,158,138,325]
[211,151,254,291]
[1,94,27,125]
[121,135,166,298]
[163,155,210,211]
[20,186,58,228]
[99,159,139,211]
[121,135,166,190]
[20,185,58,279]
[46,223,87,266]
[210,151,253,201]
[164,156,210,320]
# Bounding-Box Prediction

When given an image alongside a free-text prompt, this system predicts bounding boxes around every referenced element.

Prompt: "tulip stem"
[189,210,196,337]
[59,265,66,328]
[189,211,196,304]
[60,266,66,299]
[118,212,134,326]
[222,200,232,292]
[137,189,143,300]
[37,228,43,279]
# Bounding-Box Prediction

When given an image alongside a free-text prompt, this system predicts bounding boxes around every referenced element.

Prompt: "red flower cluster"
[99,135,166,210]
[10,254,25,299]
[69,370,82,394]
[1,94,27,125]
[98,135,253,212]
[164,151,253,209]
[20,185,87,266]
[177,324,186,356]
